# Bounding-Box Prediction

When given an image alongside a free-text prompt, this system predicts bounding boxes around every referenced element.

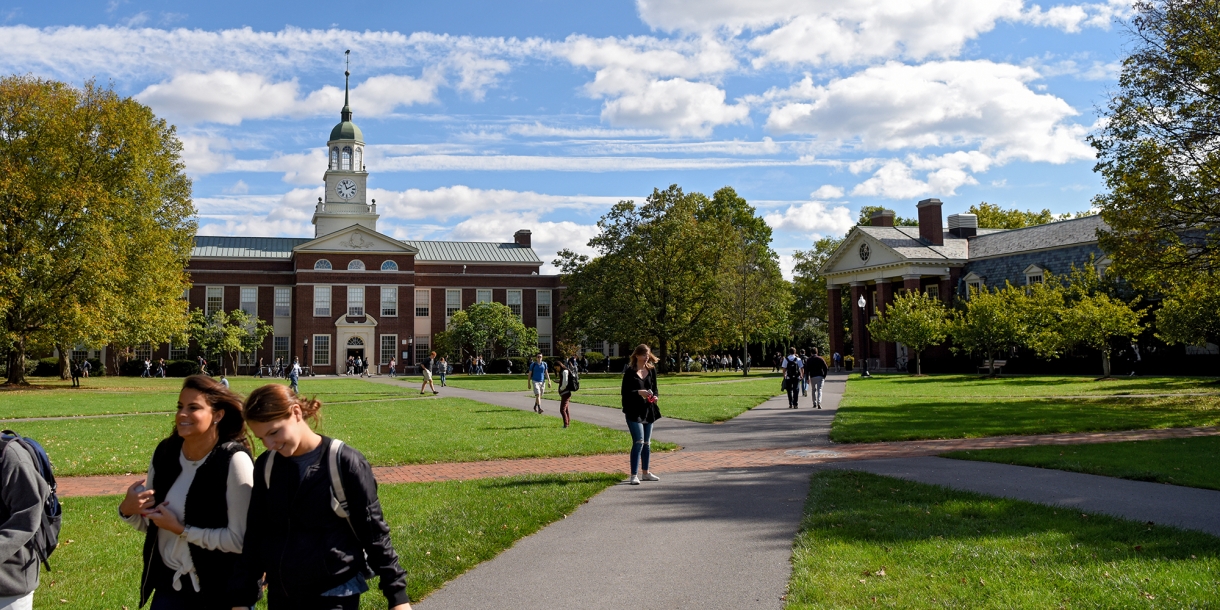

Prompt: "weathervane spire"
[341,49,352,122]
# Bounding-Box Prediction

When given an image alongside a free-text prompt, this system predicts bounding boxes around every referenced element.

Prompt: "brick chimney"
[513,229,532,248]
[870,209,895,227]
[916,198,944,246]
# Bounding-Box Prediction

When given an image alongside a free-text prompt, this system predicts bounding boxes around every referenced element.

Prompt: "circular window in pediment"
[859,243,871,262]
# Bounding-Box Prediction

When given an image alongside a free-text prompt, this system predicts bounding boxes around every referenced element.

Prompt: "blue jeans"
[626,419,653,475]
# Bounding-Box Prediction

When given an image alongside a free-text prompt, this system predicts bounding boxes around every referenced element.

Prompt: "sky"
[0,0,1134,276]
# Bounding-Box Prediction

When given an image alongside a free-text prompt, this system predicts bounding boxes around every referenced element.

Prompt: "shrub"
[32,357,60,377]
[166,360,198,377]
[118,359,149,376]
[584,351,606,363]
[607,357,629,373]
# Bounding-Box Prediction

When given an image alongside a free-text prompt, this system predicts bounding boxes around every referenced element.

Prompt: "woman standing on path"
[229,385,412,610]
[621,344,661,486]
[119,375,254,610]
[419,352,439,395]
[554,360,573,428]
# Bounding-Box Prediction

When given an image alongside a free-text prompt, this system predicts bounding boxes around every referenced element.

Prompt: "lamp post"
[303,338,309,376]
[857,295,871,378]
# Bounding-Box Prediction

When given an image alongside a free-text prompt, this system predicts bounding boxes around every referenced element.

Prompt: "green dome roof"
[329,119,363,142]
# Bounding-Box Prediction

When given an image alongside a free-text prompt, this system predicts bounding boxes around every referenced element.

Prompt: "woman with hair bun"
[229,385,411,610]
[119,375,254,610]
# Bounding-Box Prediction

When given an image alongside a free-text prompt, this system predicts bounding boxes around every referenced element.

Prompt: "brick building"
[819,198,1107,372]
[130,73,562,374]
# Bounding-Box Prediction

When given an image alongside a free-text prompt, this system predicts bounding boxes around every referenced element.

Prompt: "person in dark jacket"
[621,344,662,486]
[119,375,253,610]
[232,384,411,610]
[418,351,438,395]
[0,432,51,610]
[806,348,830,409]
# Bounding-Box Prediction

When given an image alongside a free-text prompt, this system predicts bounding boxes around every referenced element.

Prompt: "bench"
[978,359,1007,374]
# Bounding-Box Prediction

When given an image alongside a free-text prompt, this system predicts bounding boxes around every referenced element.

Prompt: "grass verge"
[37,473,620,609]
[943,436,1220,491]
[786,470,1220,609]
[570,377,783,423]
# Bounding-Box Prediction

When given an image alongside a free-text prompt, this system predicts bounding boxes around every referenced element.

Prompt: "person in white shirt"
[118,375,254,609]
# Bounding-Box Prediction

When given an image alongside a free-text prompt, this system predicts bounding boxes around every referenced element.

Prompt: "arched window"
[330,148,339,170]
[380,260,398,271]
[314,259,333,270]
[342,147,352,171]
[354,147,362,171]
[348,259,365,271]
[347,336,364,347]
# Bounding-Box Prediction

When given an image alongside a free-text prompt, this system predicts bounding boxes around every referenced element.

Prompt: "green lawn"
[830,375,1220,443]
[415,370,781,393]
[786,470,1220,609]
[37,473,620,609]
[569,377,783,423]
[944,436,1220,491]
[19,397,675,477]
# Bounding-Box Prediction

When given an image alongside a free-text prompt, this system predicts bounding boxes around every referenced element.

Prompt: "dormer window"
[342,147,352,170]
[381,260,398,271]
[348,259,365,271]
[314,259,332,270]
[330,148,339,170]
[1024,264,1045,286]
[962,272,984,297]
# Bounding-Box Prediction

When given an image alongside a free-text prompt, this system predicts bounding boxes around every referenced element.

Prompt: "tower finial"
[341,49,352,122]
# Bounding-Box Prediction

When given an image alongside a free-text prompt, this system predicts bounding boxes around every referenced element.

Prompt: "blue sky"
[1,0,1132,275]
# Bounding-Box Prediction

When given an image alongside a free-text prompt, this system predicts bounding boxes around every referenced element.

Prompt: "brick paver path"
[58,424,1220,497]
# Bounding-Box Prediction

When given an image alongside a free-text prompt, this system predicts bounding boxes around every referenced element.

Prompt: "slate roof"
[855,226,971,260]
[968,215,1106,259]
[191,235,540,264]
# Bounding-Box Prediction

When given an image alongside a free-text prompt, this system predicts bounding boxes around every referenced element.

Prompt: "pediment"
[294,225,418,255]
[820,229,905,275]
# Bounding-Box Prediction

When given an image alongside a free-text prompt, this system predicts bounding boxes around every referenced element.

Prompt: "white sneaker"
[629,475,641,485]
[640,472,660,482]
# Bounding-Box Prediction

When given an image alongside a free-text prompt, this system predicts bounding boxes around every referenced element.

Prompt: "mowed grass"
[944,436,1220,491]
[0,376,425,419]
[786,470,1220,609]
[569,377,783,423]
[19,397,674,477]
[38,473,620,609]
[417,370,780,393]
[830,375,1220,443]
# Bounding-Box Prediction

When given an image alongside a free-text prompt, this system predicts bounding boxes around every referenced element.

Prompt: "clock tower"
[313,61,379,237]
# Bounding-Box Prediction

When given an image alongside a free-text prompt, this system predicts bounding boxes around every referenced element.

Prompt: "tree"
[0,76,194,385]
[967,202,1083,229]
[1058,293,1146,377]
[1154,275,1220,347]
[188,309,273,375]
[856,205,918,226]
[791,236,844,348]
[867,292,948,375]
[1090,0,1220,289]
[948,284,1027,375]
[440,302,538,360]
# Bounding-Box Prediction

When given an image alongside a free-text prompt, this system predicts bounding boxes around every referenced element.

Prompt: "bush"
[607,357,629,373]
[584,351,606,363]
[33,357,60,377]
[118,359,149,376]
[488,357,530,374]
[166,360,198,377]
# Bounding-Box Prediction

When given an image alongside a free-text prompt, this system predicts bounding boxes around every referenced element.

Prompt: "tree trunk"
[915,350,922,376]
[741,340,749,376]
[56,343,70,380]
[1102,350,1111,378]
[658,338,669,375]
[5,343,28,386]
[987,351,995,376]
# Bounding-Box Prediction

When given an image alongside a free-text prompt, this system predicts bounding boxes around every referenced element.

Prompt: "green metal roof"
[192,236,540,264]
[329,120,363,142]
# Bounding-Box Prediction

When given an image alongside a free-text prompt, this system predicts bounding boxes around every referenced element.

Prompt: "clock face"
[336,179,357,200]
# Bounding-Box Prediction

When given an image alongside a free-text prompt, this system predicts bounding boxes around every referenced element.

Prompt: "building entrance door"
[347,348,365,373]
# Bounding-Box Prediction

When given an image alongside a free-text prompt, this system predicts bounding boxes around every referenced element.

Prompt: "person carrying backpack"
[0,431,55,610]
[554,360,579,428]
[231,385,411,610]
[782,347,804,409]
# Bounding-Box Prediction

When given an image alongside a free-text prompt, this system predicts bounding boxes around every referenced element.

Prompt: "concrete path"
[416,467,811,610]
[837,456,1220,537]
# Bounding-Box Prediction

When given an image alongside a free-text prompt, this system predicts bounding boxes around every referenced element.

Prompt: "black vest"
[139,435,249,607]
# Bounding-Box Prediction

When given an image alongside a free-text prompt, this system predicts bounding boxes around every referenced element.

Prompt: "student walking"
[70,360,81,388]
[437,357,448,387]
[82,358,91,378]
[388,358,397,378]
[289,359,301,394]
[806,348,829,409]
[257,358,264,379]
[799,349,809,397]
[527,354,551,414]
[143,358,153,378]
[232,385,412,610]
[419,352,439,395]
[0,431,51,610]
[833,351,842,373]
[782,348,804,409]
[554,360,574,428]
[621,344,662,485]
[119,375,254,609]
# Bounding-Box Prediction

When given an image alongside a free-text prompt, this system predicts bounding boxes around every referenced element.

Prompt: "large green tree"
[867,291,948,375]
[436,302,539,360]
[188,309,273,375]
[948,284,1028,375]
[790,236,844,353]
[0,76,194,385]
[1058,293,1146,377]
[967,202,1084,229]
[1090,0,1220,346]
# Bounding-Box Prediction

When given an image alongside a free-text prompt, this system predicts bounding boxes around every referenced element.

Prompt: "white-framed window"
[962,273,983,297]
[330,148,339,170]
[240,286,258,319]
[967,281,982,293]
[381,287,398,316]
[314,286,331,317]
[415,289,430,317]
[348,286,365,317]
[341,147,352,170]
[135,343,152,361]
[205,286,223,316]
[414,335,430,363]
[1024,264,1045,286]
[314,259,332,270]
[538,335,552,357]
[169,343,188,361]
[507,289,522,318]
[273,337,289,363]
[924,285,939,300]
[313,335,331,367]
[537,289,551,318]
[70,345,89,361]
[476,289,492,304]
[381,260,398,271]
[381,334,397,365]
[446,289,461,318]
[274,287,291,317]
[348,259,365,271]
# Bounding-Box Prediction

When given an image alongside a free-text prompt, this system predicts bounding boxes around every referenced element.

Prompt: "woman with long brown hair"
[229,385,411,610]
[621,344,662,485]
[119,375,254,610]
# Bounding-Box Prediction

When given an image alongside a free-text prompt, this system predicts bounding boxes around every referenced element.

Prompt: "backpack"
[263,439,359,540]
[562,369,580,392]
[785,356,801,379]
[0,430,62,571]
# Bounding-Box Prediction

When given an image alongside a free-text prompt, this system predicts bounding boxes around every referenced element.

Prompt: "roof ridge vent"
[948,213,978,238]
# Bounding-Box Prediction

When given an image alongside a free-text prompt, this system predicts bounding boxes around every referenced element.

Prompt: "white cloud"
[445,211,602,273]
[763,199,854,237]
[850,152,992,199]
[507,123,666,138]
[599,77,749,136]
[371,152,828,172]
[810,184,844,199]
[371,185,623,222]
[762,61,1093,164]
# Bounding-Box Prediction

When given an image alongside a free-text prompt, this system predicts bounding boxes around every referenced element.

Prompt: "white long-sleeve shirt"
[122,450,254,592]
